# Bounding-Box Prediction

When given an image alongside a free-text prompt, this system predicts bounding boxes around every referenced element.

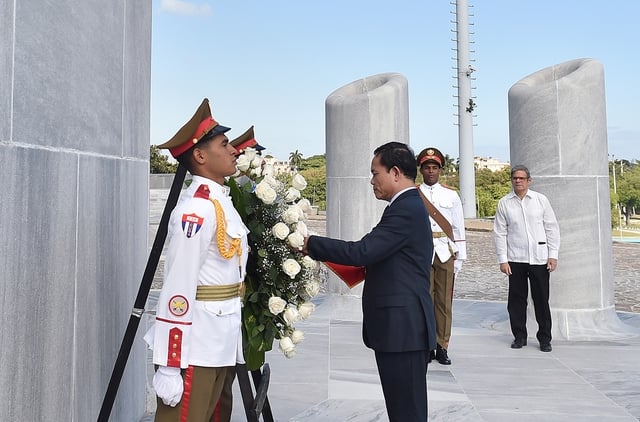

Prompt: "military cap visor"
[157,98,231,158]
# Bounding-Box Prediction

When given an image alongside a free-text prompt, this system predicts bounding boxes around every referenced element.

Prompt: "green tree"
[473,167,510,217]
[150,145,177,174]
[288,150,304,172]
[442,154,457,174]
[615,161,640,225]
[298,154,325,171]
[299,155,327,210]
[300,167,327,209]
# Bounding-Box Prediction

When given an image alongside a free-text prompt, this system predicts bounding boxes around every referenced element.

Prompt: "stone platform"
[141,188,640,421]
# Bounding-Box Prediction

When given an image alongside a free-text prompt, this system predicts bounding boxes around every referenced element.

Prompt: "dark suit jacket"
[308,188,436,353]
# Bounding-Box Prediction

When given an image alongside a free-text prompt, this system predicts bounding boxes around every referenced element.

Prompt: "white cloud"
[160,0,211,16]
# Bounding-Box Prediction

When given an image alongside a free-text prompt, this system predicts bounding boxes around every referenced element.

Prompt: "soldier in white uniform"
[144,98,249,421]
[206,126,264,422]
[417,147,466,365]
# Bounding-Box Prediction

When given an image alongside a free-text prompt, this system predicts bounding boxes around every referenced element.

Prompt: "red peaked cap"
[156,98,231,158]
[416,147,444,168]
[229,126,265,154]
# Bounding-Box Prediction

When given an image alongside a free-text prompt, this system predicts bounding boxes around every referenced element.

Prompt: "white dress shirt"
[493,189,560,265]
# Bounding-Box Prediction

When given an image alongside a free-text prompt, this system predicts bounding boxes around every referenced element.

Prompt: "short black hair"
[175,131,218,172]
[373,141,417,181]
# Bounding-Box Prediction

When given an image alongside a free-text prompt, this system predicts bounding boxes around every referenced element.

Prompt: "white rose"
[296,198,312,212]
[236,154,250,172]
[287,232,304,249]
[282,258,301,279]
[251,156,263,170]
[244,147,257,162]
[282,205,301,224]
[272,222,290,240]
[279,337,296,358]
[304,280,320,298]
[250,167,261,177]
[268,296,287,315]
[255,181,277,205]
[296,205,306,221]
[290,329,305,344]
[298,302,315,320]
[263,174,280,189]
[295,221,308,236]
[302,255,317,269]
[283,305,300,325]
[284,187,301,203]
[292,173,307,191]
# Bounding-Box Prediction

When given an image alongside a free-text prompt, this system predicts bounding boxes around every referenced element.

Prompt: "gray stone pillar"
[324,73,410,302]
[0,2,151,420]
[508,58,634,339]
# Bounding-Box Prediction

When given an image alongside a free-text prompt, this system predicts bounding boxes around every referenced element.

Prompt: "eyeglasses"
[511,177,529,181]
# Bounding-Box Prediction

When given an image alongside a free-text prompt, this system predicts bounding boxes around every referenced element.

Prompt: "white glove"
[453,259,463,275]
[153,366,183,407]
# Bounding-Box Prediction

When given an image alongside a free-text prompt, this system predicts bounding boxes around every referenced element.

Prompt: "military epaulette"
[441,184,456,191]
[194,184,210,199]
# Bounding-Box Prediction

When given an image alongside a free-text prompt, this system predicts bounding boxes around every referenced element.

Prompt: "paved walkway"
[142,190,640,421]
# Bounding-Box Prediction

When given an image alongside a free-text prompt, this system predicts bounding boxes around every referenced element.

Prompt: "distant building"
[474,156,509,172]
[263,156,294,175]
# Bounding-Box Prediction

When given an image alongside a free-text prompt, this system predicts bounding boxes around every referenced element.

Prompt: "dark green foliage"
[149,145,178,174]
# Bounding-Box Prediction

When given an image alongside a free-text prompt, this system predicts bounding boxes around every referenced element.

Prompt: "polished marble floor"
[143,187,640,421]
[142,293,640,421]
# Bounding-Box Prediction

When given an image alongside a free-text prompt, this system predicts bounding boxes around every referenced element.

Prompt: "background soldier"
[417,147,466,365]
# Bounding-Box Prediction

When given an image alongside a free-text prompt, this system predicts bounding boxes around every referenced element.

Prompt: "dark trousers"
[507,262,552,344]
[375,350,429,422]
[155,365,236,422]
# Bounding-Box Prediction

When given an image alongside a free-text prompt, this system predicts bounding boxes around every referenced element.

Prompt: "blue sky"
[151,0,640,163]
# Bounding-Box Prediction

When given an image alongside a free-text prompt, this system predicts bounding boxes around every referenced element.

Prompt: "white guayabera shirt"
[493,189,560,265]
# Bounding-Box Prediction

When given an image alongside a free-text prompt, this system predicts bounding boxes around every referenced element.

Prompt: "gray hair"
[510,165,531,178]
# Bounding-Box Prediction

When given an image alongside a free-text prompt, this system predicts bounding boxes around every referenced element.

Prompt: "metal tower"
[452,0,477,217]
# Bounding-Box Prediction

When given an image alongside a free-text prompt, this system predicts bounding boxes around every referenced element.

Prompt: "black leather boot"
[435,344,451,365]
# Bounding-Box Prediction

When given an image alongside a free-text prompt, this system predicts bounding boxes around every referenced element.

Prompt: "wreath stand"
[236,363,274,422]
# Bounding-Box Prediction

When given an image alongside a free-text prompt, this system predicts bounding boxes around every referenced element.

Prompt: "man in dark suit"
[301,141,436,422]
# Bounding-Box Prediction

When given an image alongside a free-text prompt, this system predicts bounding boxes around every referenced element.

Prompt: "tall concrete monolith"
[508,58,635,340]
[324,73,410,312]
[0,2,151,420]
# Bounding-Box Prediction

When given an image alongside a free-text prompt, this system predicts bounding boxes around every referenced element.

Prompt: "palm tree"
[289,150,304,172]
[442,154,457,175]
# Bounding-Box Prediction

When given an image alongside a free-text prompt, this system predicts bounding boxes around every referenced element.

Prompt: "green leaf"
[244,348,265,371]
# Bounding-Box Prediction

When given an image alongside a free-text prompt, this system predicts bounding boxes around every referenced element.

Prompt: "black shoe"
[540,343,552,352]
[510,338,527,349]
[427,350,435,364]
[435,344,451,365]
